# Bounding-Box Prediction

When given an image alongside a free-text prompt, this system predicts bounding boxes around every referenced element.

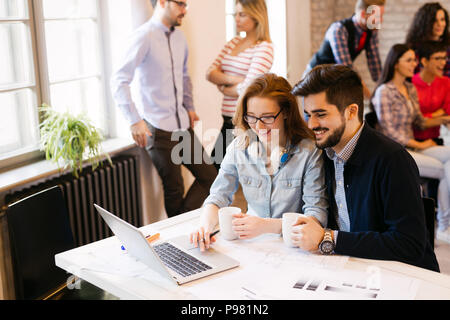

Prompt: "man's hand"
[130,120,152,148]
[291,215,324,251]
[188,111,200,129]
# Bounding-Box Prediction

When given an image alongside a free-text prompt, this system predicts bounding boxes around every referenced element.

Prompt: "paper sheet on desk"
[214,233,349,270]
[72,240,162,278]
[183,234,349,300]
[237,263,421,300]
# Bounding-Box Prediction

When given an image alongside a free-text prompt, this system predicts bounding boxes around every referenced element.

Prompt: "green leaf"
[39,104,110,177]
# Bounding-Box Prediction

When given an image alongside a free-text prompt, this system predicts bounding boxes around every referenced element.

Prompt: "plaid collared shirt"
[372,81,426,146]
[326,15,382,82]
[325,122,365,233]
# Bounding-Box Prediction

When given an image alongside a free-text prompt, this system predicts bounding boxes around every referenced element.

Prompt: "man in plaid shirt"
[306,0,385,98]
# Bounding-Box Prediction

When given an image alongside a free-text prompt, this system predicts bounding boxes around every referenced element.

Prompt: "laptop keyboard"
[153,242,212,277]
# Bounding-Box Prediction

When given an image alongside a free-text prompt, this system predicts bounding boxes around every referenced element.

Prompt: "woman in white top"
[206,0,274,171]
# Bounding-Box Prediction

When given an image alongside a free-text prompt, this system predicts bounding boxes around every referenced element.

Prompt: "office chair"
[6,185,116,300]
[423,197,437,249]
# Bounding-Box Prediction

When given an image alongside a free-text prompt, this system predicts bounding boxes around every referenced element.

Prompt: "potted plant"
[39,103,111,177]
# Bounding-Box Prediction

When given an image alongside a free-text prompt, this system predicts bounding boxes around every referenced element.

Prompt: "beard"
[313,121,346,150]
[171,14,184,27]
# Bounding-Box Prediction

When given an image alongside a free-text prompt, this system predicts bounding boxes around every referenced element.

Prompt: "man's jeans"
[145,121,217,218]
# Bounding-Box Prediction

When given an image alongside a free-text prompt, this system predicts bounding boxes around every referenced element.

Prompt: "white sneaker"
[436,227,450,244]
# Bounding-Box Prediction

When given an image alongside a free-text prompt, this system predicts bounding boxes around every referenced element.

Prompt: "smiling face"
[422,51,447,77]
[246,96,286,146]
[432,9,447,40]
[395,49,418,79]
[235,2,257,34]
[303,92,348,151]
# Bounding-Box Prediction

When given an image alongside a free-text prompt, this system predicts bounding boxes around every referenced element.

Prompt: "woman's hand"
[431,108,446,118]
[189,204,219,251]
[217,84,239,97]
[419,139,437,150]
[231,214,278,239]
[190,226,217,252]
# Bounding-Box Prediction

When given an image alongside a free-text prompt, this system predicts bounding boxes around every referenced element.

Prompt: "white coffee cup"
[218,207,241,241]
[282,212,302,247]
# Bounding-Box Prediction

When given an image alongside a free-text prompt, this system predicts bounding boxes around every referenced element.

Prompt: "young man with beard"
[111,0,217,218]
[291,64,439,272]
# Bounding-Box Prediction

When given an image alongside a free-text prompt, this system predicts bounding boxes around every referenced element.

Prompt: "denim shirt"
[204,137,328,227]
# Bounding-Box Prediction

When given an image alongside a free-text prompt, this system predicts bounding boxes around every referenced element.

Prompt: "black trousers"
[145,121,217,218]
[211,116,235,172]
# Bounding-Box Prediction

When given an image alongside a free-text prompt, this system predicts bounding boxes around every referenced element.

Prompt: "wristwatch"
[319,229,335,255]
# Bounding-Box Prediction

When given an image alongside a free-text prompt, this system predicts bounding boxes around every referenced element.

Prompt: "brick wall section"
[310,0,450,91]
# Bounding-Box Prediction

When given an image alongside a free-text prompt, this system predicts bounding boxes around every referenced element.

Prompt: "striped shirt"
[211,36,274,117]
[327,15,382,82]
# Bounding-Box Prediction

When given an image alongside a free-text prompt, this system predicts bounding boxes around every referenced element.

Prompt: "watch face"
[320,241,334,254]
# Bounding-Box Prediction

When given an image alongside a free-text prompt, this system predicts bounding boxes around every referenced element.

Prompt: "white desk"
[55,209,450,300]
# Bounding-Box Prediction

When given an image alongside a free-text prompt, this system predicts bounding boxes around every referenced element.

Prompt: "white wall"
[180,0,226,155]
[286,0,311,86]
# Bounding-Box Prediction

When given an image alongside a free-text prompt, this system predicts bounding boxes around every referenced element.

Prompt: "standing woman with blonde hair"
[207,0,274,171]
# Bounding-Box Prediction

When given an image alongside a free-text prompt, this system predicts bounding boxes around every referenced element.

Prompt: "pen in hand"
[209,230,220,239]
[195,230,220,250]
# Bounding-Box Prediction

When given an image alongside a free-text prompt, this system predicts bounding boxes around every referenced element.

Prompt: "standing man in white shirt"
[111,0,217,218]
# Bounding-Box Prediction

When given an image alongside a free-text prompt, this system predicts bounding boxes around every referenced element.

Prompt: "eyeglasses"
[431,56,448,62]
[244,110,282,125]
[167,0,188,9]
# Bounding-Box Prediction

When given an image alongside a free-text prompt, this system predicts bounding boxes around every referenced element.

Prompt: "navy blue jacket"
[324,124,439,272]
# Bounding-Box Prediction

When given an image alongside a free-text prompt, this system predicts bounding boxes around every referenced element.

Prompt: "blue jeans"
[409,146,450,230]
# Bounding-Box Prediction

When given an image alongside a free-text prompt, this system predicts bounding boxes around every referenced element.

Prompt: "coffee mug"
[218,207,241,241]
[282,212,302,247]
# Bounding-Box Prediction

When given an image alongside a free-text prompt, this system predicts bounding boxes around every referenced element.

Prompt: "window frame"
[0,0,115,172]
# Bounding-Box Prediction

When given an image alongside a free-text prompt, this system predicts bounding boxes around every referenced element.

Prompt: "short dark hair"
[417,40,448,61]
[292,64,364,122]
[355,0,386,12]
[151,0,157,8]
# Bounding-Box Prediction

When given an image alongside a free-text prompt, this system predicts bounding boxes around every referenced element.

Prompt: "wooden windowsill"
[0,138,136,194]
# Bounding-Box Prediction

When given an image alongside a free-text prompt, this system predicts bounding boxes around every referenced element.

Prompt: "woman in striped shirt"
[206,0,274,171]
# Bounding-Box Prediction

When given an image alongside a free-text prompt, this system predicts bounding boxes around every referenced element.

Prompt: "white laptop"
[94,204,239,285]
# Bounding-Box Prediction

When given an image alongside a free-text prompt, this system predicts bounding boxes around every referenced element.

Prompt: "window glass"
[42,0,96,19]
[0,0,27,19]
[50,78,104,131]
[0,89,39,156]
[45,19,100,82]
[0,22,34,87]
